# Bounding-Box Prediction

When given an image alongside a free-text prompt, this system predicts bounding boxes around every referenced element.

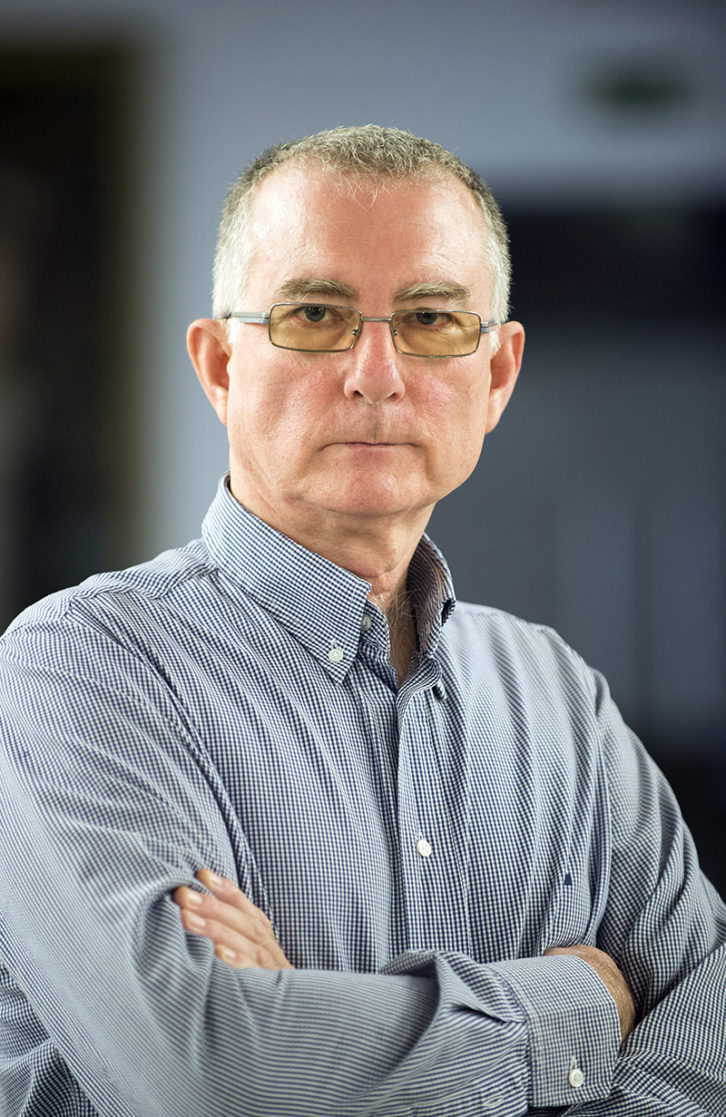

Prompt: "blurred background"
[1,0,724,893]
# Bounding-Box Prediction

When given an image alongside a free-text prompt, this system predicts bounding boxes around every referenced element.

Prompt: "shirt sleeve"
[0,611,619,1117]
[562,667,726,1116]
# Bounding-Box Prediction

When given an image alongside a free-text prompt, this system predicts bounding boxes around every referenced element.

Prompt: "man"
[0,126,723,1116]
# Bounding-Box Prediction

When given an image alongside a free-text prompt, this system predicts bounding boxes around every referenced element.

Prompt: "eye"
[299,304,328,323]
[401,309,455,328]
[289,303,351,325]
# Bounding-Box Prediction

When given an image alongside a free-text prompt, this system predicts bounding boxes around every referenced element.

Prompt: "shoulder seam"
[3,546,217,636]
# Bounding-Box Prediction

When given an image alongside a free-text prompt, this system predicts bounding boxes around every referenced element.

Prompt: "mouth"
[332,441,410,451]
[331,436,410,446]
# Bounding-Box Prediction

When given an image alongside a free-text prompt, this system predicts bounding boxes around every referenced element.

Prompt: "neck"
[333,533,420,686]
[380,586,418,684]
[230,475,431,601]
[227,476,429,683]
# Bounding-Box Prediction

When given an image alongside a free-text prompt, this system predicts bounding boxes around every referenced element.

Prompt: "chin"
[312,480,436,521]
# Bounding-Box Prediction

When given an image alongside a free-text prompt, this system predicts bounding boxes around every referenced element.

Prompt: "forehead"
[244,164,491,302]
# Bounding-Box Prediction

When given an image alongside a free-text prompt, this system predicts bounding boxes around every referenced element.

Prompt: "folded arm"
[5,618,725,1115]
[0,617,620,1116]
[559,669,726,1115]
[176,873,636,1041]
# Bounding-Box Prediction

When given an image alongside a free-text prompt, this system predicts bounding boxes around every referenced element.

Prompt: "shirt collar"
[201,476,456,679]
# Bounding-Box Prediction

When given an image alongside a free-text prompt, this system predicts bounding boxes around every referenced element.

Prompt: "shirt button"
[568,1064,585,1089]
[360,615,372,632]
[328,646,345,663]
[416,837,432,858]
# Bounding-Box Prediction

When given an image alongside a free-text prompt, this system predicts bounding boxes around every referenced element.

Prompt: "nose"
[342,318,406,405]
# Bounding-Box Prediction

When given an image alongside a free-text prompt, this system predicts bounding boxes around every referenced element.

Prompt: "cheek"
[422,370,490,438]
[422,375,491,486]
[226,364,331,448]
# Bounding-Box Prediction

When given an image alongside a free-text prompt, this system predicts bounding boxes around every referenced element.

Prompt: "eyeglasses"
[220,303,499,358]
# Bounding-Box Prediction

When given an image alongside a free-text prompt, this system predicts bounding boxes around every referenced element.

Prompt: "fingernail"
[185,912,206,930]
[217,945,237,963]
[206,871,226,888]
[185,890,202,907]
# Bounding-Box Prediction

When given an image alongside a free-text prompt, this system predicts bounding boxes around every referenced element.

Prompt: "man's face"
[193,165,523,546]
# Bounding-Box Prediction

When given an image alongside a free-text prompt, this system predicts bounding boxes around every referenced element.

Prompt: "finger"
[213,942,281,969]
[215,944,251,970]
[174,882,294,969]
[213,943,293,971]
[173,884,203,909]
[196,870,273,927]
[178,907,261,959]
[214,943,290,971]
[174,885,272,946]
[179,907,292,970]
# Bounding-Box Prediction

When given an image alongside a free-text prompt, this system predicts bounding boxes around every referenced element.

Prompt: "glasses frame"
[219,303,499,358]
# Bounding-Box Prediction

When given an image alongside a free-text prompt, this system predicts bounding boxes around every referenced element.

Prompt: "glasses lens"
[392,309,481,357]
[269,303,359,351]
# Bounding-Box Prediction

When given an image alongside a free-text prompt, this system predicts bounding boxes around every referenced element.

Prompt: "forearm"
[553,940,726,1116]
[2,864,620,1117]
[2,798,620,1117]
[175,877,622,1114]
[2,790,622,1114]
[1,770,616,1114]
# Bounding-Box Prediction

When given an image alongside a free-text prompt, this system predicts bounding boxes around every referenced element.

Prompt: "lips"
[332,441,410,450]
[328,433,411,445]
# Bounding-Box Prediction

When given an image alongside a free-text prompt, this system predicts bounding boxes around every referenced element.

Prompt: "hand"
[545,944,636,1043]
[173,869,293,971]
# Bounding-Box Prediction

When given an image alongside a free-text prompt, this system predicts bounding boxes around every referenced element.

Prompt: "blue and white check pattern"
[0,476,724,1116]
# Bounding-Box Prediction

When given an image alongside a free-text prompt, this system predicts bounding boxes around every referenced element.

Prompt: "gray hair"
[212,124,511,324]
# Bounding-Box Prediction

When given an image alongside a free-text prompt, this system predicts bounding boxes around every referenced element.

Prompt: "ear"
[187,318,232,426]
[484,321,525,434]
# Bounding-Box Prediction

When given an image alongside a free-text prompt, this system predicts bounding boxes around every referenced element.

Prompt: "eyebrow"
[275,278,357,301]
[274,277,472,305]
[393,281,472,303]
